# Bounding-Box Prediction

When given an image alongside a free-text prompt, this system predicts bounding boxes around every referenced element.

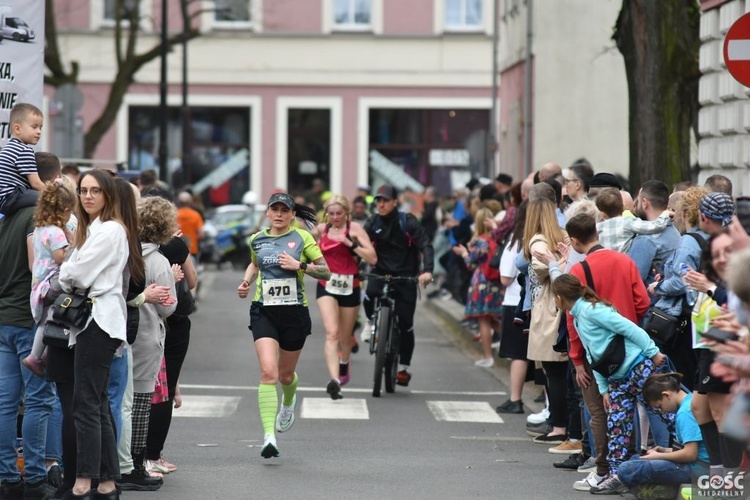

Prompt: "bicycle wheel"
[372,305,391,398]
[384,327,399,393]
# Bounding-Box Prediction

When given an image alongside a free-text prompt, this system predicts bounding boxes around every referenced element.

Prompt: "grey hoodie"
[131,242,177,394]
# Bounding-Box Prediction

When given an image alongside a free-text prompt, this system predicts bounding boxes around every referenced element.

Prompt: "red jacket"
[567,248,651,366]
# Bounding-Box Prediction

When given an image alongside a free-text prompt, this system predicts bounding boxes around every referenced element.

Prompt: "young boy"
[0,103,45,216]
[617,373,710,497]
[596,187,672,253]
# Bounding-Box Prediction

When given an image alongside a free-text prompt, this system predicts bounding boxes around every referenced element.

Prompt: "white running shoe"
[360,320,374,344]
[275,395,297,433]
[526,406,550,425]
[573,471,605,491]
[474,357,494,368]
[261,434,279,459]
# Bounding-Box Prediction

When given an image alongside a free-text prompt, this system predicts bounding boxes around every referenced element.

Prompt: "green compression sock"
[281,372,299,406]
[258,383,278,435]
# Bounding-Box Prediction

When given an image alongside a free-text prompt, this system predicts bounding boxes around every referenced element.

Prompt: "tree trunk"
[613,0,701,191]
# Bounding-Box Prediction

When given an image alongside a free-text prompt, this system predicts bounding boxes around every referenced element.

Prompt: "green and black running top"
[250,227,323,307]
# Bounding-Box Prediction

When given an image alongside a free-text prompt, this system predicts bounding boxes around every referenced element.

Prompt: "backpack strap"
[400,212,414,247]
[580,260,595,293]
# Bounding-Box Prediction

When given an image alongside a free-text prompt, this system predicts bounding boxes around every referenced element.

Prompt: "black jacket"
[364,210,434,276]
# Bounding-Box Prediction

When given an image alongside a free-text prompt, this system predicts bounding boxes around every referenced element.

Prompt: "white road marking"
[728,40,750,61]
[300,397,369,420]
[180,383,505,397]
[427,401,504,423]
[173,395,241,418]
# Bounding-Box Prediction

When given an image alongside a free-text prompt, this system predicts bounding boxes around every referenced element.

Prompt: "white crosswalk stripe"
[299,397,369,420]
[426,401,504,423]
[172,395,242,418]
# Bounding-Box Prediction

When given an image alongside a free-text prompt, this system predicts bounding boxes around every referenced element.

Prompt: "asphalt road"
[129,268,590,500]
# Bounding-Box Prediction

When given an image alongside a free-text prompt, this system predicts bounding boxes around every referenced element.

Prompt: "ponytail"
[294,203,318,230]
[552,274,613,309]
[642,372,683,404]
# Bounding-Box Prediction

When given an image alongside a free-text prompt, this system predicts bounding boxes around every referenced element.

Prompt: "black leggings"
[146,315,191,460]
[542,361,569,429]
[363,280,417,366]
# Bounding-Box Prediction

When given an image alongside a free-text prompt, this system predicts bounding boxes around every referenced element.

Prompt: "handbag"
[42,321,70,348]
[51,288,93,329]
[644,307,680,345]
[590,334,626,377]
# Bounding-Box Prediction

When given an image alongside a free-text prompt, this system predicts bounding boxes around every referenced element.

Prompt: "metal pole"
[489,0,500,179]
[522,0,533,177]
[181,0,191,186]
[159,0,169,185]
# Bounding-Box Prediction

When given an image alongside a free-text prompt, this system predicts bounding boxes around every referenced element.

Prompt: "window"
[103,0,138,23]
[445,0,482,30]
[334,0,371,30]
[214,0,252,26]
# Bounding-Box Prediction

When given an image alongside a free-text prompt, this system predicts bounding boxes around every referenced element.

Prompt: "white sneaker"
[573,471,605,491]
[474,357,494,368]
[261,433,279,459]
[526,406,550,425]
[275,394,297,433]
[360,320,374,344]
[145,459,170,474]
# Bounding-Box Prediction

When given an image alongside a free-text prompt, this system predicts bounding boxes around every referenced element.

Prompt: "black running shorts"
[315,283,361,308]
[249,302,311,351]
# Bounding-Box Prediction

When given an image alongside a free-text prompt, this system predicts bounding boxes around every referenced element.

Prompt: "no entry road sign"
[724,12,750,87]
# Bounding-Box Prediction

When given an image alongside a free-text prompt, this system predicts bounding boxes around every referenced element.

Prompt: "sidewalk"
[422,284,543,414]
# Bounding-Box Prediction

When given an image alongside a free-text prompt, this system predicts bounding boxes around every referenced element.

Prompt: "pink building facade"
[48,0,499,205]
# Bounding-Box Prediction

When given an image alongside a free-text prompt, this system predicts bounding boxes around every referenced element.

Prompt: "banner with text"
[0,0,44,147]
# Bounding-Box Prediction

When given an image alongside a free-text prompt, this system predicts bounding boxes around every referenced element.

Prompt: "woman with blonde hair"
[315,194,376,399]
[453,207,504,367]
[524,198,569,445]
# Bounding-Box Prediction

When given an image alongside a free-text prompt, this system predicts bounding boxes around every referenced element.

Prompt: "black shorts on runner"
[498,305,528,360]
[694,348,732,394]
[315,283,361,307]
[249,302,311,351]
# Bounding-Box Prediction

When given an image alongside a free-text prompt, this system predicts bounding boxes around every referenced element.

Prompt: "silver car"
[4,17,34,42]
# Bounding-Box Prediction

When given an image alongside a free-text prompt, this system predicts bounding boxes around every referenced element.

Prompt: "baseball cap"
[700,192,734,227]
[375,185,398,200]
[589,173,622,190]
[267,192,295,209]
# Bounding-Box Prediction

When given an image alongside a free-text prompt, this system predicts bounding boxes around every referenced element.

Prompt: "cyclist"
[237,193,330,459]
[315,194,377,400]
[363,184,434,386]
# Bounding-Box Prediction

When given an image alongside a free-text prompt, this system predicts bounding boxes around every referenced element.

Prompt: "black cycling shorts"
[315,283,361,308]
[249,302,311,352]
[694,348,732,395]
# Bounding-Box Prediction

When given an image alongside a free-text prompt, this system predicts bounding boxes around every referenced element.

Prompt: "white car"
[4,17,34,42]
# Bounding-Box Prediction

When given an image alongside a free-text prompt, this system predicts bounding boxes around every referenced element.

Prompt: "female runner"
[315,195,376,399]
[237,193,330,459]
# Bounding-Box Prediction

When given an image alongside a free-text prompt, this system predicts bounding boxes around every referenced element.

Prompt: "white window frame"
[356,97,493,188]
[323,0,382,34]
[206,0,256,31]
[91,0,153,31]
[116,94,262,196]
[275,97,343,194]
[434,0,491,35]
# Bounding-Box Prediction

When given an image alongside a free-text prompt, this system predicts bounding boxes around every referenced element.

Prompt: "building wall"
[498,0,628,179]
[697,0,750,196]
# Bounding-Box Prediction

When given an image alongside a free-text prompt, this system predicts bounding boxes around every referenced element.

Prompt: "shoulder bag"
[580,260,626,377]
[51,288,93,329]
[43,321,71,349]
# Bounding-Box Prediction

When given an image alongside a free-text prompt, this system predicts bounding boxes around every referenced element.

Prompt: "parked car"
[200,204,265,269]
[4,16,34,42]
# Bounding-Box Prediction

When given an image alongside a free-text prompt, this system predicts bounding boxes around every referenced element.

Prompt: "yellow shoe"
[680,486,691,500]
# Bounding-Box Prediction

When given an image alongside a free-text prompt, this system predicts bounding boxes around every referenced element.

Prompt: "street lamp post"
[159,0,169,185]
[181,0,192,186]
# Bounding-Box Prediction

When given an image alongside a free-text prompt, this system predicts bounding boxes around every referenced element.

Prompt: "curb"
[423,295,543,414]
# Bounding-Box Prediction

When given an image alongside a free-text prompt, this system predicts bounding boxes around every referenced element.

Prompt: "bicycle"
[362,273,419,397]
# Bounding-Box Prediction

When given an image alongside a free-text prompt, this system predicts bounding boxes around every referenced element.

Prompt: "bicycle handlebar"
[361,273,420,283]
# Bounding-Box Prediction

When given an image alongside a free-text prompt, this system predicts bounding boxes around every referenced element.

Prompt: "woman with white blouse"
[59,169,129,500]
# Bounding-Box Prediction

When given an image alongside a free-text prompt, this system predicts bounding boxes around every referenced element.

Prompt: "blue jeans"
[618,457,692,487]
[0,324,56,484]
[583,402,595,457]
[46,396,63,462]
[108,348,129,444]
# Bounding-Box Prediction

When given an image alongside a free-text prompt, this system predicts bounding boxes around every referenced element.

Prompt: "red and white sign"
[724,12,750,87]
